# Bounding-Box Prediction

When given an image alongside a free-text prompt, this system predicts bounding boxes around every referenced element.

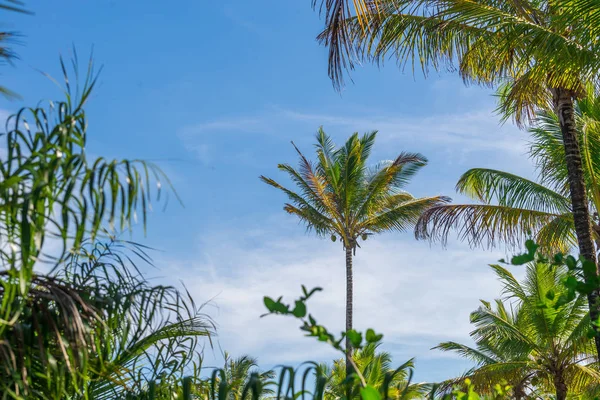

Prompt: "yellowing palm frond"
[312,0,600,123]
[365,195,451,233]
[415,94,600,253]
[416,203,560,249]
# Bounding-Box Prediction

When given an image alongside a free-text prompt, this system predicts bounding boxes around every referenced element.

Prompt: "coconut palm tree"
[261,128,449,374]
[415,90,600,261]
[435,262,599,400]
[322,344,428,400]
[193,354,275,400]
[309,0,600,355]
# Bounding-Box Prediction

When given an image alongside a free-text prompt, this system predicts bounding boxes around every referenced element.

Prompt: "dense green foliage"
[0,62,212,398]
[7,1,600,399]
[436,262,598,399]
[322,344,427,400]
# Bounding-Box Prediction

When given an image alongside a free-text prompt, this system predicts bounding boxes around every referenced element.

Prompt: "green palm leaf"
[433,342,497,365]
[435,262,596,398]
[457,169,570,214]
[323,344,426,400]
[415,204,559,248]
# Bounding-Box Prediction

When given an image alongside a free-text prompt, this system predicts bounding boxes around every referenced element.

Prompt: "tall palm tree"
[322,344,428,399]
[435,262,599,400]
[415,91,600,259]
[309,0,600,355]
[261,128,449,375]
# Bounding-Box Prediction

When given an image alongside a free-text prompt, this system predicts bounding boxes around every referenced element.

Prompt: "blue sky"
[3,1,536,382]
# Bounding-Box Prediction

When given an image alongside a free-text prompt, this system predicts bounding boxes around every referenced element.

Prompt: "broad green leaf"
[360,385,381,400]
[292,300,307,318]
[346,329,363,348]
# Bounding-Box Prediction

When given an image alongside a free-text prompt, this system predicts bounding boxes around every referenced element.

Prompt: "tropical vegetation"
[0,61,213,398]
[435,262,599,400]
[7,1,600,399]
[322,344,428,400]
[197,354,275,400]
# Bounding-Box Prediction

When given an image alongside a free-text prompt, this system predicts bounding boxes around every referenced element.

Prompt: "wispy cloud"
[222,6,268,37]
[179,106,528,164]
[156,215,521,380]
[181,118,264,135]
[178,105,533,179]
[278,108,525,155]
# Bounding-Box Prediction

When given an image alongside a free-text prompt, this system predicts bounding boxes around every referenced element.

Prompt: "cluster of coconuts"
[330,233,369,242]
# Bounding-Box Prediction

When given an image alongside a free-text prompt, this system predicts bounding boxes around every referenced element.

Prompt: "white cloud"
[181,106,525,152]
[278,108,525,155]
[180,118,264,136]
[156,215,523,380]
[178,105,532,177]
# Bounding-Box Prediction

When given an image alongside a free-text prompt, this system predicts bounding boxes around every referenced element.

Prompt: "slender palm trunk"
[345,245,353,378]
[553,373,568,400]
[554,88,600,357]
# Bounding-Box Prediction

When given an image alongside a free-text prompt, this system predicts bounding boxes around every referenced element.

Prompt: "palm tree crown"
[436,262,598,400]
[322,344,427,400]
[195,354,275,400]
[261,128,449,251]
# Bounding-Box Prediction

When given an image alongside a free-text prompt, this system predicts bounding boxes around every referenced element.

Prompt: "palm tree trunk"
[553,88,600,357]
[553,373,568,400]
[345,245,353,378]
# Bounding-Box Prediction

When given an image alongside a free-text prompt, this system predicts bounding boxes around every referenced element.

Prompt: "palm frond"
[534,213,576,254]
[1,239,214,398]
[0,56,174,273]
[259,176,337,236]
[457,168,570,214]
[365,195,450,233]
[489,264,527,301]
[434,341,497,365]
[310,0,377,88]
[415,204,559,249]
